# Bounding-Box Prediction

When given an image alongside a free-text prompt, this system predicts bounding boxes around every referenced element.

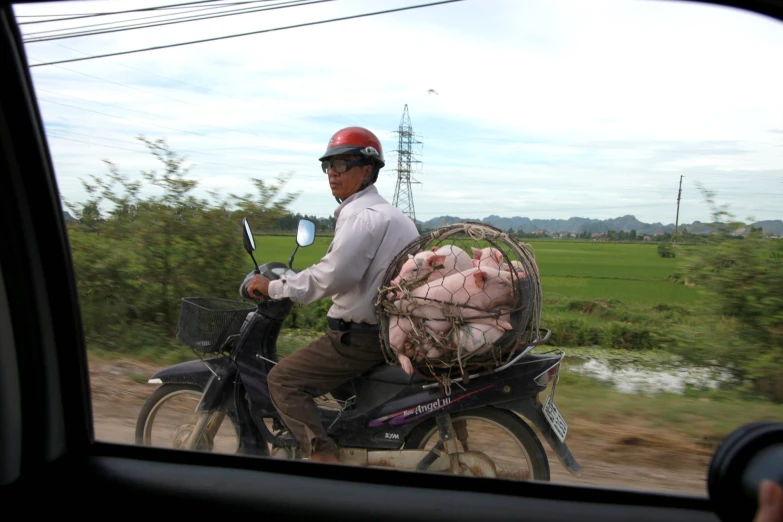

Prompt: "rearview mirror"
[297,219,316,247]
[243,218,256,253]
[242,218,260,274]
[288,219,316,269]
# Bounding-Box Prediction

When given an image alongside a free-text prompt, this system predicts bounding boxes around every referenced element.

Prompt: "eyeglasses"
[321,158,366,174]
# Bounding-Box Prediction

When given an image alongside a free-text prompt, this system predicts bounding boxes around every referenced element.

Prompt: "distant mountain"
[418,215,783,236]
[63,211,78,223]
[750,220,783,236]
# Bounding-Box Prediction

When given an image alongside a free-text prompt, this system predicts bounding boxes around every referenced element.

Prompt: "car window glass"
[11,0,783,496]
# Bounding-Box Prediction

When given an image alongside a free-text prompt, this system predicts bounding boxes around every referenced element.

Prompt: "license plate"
[543,395,568,443]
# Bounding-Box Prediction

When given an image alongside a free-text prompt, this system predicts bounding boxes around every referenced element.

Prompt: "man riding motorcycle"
[241,126,420,464]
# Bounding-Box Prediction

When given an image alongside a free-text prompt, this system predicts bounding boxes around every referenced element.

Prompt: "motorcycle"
[135,218,582,480]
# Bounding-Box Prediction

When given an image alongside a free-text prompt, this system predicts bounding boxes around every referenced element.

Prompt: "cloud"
[15,0,783,223]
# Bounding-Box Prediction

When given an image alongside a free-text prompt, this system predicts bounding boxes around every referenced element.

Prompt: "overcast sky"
[13,0,783,224]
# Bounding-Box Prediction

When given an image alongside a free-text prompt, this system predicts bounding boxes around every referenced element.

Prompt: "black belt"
[327,317,379,332]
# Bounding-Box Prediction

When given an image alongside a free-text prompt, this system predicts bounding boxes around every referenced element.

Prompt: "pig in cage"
[376,222,543,386]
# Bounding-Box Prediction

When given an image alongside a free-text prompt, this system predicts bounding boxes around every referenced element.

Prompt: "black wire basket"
[176,297,256,354]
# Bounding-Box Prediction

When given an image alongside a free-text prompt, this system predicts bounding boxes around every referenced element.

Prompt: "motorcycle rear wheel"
[404,406,550,481]
[135,383,239,453]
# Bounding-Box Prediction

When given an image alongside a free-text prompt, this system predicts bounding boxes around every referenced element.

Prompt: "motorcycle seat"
[361,363,429,385]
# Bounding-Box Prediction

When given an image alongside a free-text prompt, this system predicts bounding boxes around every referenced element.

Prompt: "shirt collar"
[334,184,378,219]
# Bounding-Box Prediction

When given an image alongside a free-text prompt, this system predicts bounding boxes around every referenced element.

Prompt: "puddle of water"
[566,357,734,395]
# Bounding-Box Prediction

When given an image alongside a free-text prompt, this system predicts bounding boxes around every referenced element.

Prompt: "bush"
[657,244,676,258]
[544,317,664,351]
[652,302,691,316]
[283,298,332,331]
[65,136,300,356]
[673,187,783,401]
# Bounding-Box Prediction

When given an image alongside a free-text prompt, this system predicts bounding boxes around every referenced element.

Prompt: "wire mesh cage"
[176,297,256,354]
[376,222,543,383]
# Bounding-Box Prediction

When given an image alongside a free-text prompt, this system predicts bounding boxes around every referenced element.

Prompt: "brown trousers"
[267,328,386,457]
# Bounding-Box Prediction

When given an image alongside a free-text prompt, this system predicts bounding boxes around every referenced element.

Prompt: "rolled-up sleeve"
[267,215,382,304]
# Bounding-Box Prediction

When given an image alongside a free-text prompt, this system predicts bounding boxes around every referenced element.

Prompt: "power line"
[17,1,259,21]
[28,0,466,67]
[24,0,330,42]
[18,0,258,25]
[22,0,272,37]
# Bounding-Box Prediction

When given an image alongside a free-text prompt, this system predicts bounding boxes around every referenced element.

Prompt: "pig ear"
[471,247,482,259]
[472,271,487,288]
[407,254,414,260]
[472,259,479,268]
[431,246,439,252]
[492,249,504,262]
[428,255,446,267]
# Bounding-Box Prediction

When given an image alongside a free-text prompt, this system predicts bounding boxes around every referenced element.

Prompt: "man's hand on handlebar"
[247,274,271,299]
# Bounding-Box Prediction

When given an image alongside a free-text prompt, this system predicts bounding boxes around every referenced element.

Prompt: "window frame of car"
[3,0,781,519]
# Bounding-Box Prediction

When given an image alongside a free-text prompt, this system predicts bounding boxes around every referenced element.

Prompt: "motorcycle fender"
[500,397,583,477]
[148,358,236,412]
[147,359,214,388]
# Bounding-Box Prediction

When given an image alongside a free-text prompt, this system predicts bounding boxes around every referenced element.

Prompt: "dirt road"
[89,357,711,495]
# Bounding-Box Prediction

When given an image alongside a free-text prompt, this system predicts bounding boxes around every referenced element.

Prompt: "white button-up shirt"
[267,185,419,324]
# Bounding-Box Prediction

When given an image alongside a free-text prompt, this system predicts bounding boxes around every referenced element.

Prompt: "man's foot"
[309,451,341,464]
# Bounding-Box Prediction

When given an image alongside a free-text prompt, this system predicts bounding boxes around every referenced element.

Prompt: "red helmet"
[319,126,385,169]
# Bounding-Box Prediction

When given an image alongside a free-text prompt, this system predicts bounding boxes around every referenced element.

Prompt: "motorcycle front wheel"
[404,406,551,481]
[135,383,240,454]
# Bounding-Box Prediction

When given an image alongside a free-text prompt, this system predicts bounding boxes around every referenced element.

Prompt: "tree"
[657,244,676,258]
[675,186,783,401]
[64,136,300,353]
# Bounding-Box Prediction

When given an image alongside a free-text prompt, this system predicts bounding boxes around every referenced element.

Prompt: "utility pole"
[673,175,683,249]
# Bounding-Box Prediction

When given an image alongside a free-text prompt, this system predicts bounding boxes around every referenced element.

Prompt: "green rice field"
[252,235,704,306]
